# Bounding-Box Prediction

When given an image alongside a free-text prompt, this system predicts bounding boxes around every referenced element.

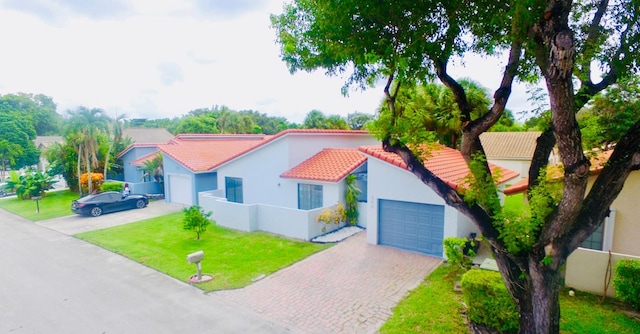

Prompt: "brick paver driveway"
[213,232,441,333]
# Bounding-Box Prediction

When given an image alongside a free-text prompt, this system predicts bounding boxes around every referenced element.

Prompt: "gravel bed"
[311,226,364,243]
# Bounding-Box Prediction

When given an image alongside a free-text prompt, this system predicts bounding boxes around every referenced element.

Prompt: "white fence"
[565,248,640,297]
[198,191,348,241]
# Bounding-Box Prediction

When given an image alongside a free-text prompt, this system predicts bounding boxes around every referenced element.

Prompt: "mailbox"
[187,251,204,264]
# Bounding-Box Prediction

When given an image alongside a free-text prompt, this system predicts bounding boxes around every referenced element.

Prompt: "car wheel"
[90,206,103,217]
[136,199,146,209]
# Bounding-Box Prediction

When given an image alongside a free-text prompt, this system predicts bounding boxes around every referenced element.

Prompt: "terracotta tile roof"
[130,151,161,166]
[155,129,371,173]
[158,135,274,172]
[503,150,613,195]
[480,132,542,159]
[281,148,366,182]
[359,145,519,190]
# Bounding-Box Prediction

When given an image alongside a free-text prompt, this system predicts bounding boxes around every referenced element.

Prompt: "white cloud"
[0,1,533,124]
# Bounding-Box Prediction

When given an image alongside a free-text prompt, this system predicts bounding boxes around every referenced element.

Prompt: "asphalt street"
[0,209,287,333]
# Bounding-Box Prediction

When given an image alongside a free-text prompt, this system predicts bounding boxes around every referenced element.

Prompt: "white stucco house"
[359,145,519,257]
[123,128,521,257]
[151,129,378,241]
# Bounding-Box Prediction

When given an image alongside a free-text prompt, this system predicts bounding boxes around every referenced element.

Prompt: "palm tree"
[141,153,164,186]
[103,112,127,178]
[65,107,111,194]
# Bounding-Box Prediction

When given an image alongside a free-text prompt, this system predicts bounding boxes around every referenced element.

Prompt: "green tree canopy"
[272,1,640,333]
[578,76,640,150]
[0,93,61,135]
[0,111,40,169]
[303,110,348,129]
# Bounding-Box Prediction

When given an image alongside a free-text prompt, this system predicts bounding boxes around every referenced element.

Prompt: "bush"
[460,269,519,333]
[316,203,346,232]
[101,181,124,192]
[182,205,212,240]
[443,237,474,273]
[613,259,640,310]
[79,173,104,193]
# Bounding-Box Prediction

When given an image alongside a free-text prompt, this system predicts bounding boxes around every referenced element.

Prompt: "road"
[0,209,287,333]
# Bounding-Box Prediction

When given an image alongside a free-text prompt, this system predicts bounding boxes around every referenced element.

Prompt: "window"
[581,208,616,251]
[298,184,322,210]
[581,222,604,250]
[355,172,367,202]
[225,177,243,203]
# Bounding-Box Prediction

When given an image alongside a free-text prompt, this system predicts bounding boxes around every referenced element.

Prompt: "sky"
[0,0,534,124]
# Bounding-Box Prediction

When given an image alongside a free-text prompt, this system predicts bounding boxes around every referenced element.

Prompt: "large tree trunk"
[494,249,563,334]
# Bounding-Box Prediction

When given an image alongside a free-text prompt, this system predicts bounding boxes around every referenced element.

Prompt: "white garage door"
[169,174,193,206]
[378,199,445,257]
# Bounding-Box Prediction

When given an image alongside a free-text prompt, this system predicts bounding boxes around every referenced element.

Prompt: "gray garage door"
[378,199,444,257]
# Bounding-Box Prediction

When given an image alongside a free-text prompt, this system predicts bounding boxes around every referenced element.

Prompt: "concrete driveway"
[36,200,185,235]
[0,207,286,333]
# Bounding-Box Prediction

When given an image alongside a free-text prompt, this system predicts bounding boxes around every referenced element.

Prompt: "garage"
[378,199,444,257]
[168,174,193,206]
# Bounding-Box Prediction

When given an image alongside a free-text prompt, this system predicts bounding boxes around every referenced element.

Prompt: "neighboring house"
[480,131,558,180]
[359,145,519,257]
[504,151,640,296]
[122,128,174,144]
[34,136,62,172]
[116,128,173,194]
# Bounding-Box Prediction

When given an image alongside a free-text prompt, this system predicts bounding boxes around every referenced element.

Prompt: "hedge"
[613,259,640,310]
[460,269,519,333]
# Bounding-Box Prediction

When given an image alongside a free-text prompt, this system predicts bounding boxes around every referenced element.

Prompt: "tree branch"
[381,138,501,241]
[528,129,556,192]
[561,119,640,255]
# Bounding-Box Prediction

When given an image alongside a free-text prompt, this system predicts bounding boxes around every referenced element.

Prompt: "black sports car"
[71,191,149,217]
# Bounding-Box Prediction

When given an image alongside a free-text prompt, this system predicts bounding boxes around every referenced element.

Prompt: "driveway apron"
[213,232,442,333]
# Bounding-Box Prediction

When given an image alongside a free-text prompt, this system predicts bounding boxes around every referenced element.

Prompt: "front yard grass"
[0,190,78,221]
[382,264,640,333]
[76,211,332,292]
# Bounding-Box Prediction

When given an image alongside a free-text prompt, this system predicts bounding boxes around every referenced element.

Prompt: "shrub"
[613,259,640,310]
[79,173,104,193]
[101,181,124,192]
[460,269,519,333]
[182,205,212,240]
[444,237,474,273]
[316,203,346,232]
[344,174,361,225]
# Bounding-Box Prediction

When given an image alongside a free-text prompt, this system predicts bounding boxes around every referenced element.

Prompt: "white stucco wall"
[566,248,640,296]
[487,158,529,182]
[216,133,377,209]
[365,157,469,247]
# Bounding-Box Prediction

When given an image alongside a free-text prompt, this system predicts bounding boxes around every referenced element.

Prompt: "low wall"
[129,181,162,195]
[198,192,347,241]
[565,248,640,297]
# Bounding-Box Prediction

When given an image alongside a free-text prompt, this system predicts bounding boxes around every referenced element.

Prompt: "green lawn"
[503,192,525,212]
[76,212,332,291]
[382,265,640,333]
[380,265,467,333]
[0,189,78,221]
